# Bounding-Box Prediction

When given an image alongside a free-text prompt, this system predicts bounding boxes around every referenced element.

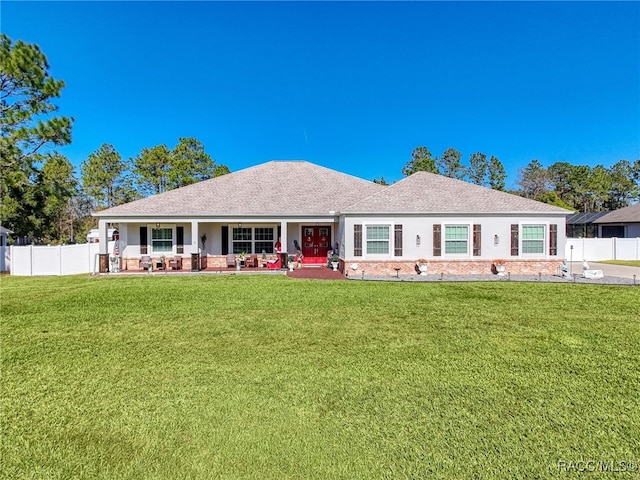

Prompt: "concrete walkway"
[570,262,640,280]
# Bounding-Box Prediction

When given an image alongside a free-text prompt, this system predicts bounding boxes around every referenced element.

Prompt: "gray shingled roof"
[593,203,640,224]
[95,161,572,218]
[343,171,571,214]
[95,160,384,217]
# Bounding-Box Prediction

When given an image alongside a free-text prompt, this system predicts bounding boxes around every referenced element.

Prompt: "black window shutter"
[433,225,441,256]
[140,226,148,254]
[549,224,557,256]
[394,225,403,257]
[473,224,481,256]
[221,226,229,255]
[354,225,362,257]
[176,226,184,254]
[510,224,519,256]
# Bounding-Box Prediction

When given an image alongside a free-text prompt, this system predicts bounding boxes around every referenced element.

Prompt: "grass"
[1,275,639,479]
[596,260,640,268]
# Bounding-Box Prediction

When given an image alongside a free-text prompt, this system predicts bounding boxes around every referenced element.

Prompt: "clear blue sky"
[3,1,639,187]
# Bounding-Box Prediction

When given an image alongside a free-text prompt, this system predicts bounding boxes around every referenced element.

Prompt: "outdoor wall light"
[494,234,500,246]
[155,222,160,228]
[416,235,421,246]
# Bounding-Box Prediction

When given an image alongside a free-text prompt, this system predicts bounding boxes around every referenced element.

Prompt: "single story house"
[592,203,640,238]
[93,160,570,275]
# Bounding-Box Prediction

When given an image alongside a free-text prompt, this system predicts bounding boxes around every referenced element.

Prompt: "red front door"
[302,226,331,264]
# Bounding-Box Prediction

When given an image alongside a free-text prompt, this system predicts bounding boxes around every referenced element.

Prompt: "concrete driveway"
[569,262,640,280]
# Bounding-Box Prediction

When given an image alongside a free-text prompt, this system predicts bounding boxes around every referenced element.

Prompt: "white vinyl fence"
[566,238,640,262]
[2,238,639,276]
[6,242,114,276]
[0,246,9,272]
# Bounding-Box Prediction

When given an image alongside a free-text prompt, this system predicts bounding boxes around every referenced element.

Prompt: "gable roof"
[592,203,640,224]
[94,160,384,217]
[343,171,571,215]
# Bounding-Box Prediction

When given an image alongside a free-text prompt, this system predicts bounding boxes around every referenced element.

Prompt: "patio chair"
[267,256,281,269]
[245,254,258,268]
[226,253,236,268]
[168,255,182,270]
[139,255,151,270]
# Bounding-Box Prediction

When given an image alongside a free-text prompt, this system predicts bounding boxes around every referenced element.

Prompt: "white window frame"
[444,224,470,256]
[231,226,275,254]
[254,227,275,254]
[150,225,174,254]
[521,224,546,255]
[365,224,391,256]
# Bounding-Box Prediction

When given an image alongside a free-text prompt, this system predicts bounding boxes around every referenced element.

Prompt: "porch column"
[98,219,109,254]
[280,221,288,253]
[191,221,199,254]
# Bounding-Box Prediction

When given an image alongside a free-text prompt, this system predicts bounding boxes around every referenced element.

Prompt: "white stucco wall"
[343,214,567,261]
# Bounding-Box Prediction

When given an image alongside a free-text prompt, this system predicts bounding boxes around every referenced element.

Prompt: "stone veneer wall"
[122,254,278,271]
[343,260,562,276]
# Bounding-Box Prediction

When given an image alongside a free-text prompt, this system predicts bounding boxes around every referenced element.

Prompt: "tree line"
[1,35,228,244]
[381,146,508,191]
[385,147,640,213]
[2,35,638,245]
[515,159,640,212]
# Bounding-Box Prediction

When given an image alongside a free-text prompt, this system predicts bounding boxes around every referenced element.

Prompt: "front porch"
[98,218,340,271]
[117,253,331,273]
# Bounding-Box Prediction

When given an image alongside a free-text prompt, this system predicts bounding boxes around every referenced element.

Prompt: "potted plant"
[415,258,429,275]
[330,253,340,271]
[235,251,246,271]
[493,259,506,276]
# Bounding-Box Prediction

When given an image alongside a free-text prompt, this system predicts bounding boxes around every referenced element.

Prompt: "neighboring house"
[566,211,610,238]
[0,225,12,247]
[93,160,570,274]
[592,203,640,238]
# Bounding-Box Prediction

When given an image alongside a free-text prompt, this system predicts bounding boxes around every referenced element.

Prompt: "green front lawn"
[2,275,638,479]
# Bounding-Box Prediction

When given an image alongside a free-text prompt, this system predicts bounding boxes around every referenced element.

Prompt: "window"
[445,225,468,254]
[366,225,390,254]
[254,227,274,254]
[231,227,275,254]
[151,227,173,253]
[522,225,545,253]
[232,227,252,254]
